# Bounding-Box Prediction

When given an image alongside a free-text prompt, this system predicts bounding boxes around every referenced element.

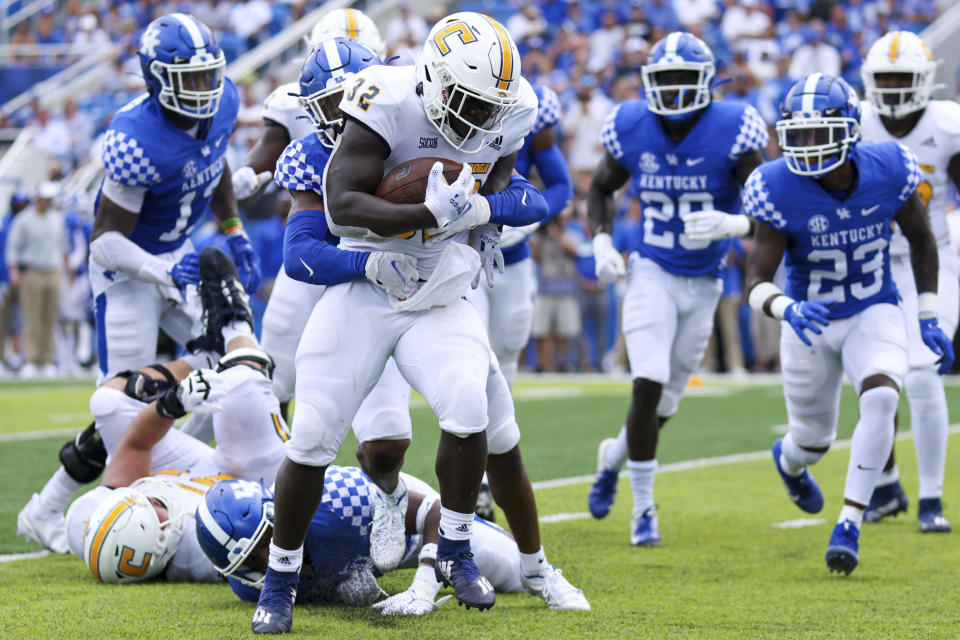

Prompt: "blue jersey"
[601,99,768,277]
[743,141,922,319]
[97,78,239,255]
[274,132,330,197]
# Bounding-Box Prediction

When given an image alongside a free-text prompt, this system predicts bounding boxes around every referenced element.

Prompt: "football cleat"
[475,481,495,522]
[16,494,69,554]
[369,479,408,572]
[863,481,908,523]
[522,564,591,611]
[189,246,254,355]
[918,498,951,533]
[825,519,860,575]
[251,568,298,634]
[630,506,662,547]
[435,538,496,610]
[771,438,824,513]
[588,438,619,519]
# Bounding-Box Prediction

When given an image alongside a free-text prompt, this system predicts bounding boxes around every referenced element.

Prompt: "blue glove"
[783,299,835,346]
[920,316,954,375]
[226,229,262,294]
[170,252,200,287]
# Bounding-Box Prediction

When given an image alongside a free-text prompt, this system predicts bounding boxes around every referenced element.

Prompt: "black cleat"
[188,246,253,355]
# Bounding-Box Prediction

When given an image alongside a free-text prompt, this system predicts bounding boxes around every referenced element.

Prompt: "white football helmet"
[416,12,521,153]
[82,478,186,583]
[308,8,386,59]
[861,31,938,118]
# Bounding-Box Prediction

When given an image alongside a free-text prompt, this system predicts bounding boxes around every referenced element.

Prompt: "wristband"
[221,217,243,234]
[918,292,938,320]
[418,542,438,563]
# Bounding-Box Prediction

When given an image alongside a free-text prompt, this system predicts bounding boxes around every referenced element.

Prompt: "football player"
[88,13,260,386]
[197,473,529,614]
[585,32,767,546]
[251,12,553,632]
[743,73,953,575]
[858,31,960,532]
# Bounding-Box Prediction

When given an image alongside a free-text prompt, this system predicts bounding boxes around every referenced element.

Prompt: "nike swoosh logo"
[521,191,528,206]
[856,464,876,471]
[299,257,314,278]
[686,157,705,167]
[861,205,880,216]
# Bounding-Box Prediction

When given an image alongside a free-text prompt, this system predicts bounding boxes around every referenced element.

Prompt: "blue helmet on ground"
[195,479,273,588]
[641,31,716,118]
[138,13,226,119]
[298,36,382,148]
[776,73,862,177]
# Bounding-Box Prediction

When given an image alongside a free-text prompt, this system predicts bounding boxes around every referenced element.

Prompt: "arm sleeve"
[89,230,173,286]
[283,209,370,285]
[531,143,573,222]
[101,177,147,212]
[484,173,548,227]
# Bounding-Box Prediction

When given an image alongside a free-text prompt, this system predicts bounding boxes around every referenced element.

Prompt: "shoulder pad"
[729,103,769,158]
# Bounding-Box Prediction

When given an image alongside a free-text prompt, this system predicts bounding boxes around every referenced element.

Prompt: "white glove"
[177,369,227,414]
[680,209,750,242]
[422,193,492,246]
[469,224,504,289]
[592,232,626,284]
[500,222,539,248]
[231,166,273,200]
[365,251,420,299]
[371,566,451,616]
[423,162,474,227]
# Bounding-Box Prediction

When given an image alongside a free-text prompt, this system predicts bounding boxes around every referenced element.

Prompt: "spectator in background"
[567,207,609,372]
[589,10,625,73]
[562,74,614,195]
[722,0,771,45]
[645,0,681,32]
[561,2,592,36]
[28,102,72,167]
[63,98,94,168]
[0,191,30,374]
[385,2,428,53]
[71,13,110,55]
[776,9,807,54]
[757,55,794,124]
[507,2,548,45]
[787,19,840,80]
[531,215,581,373]
[229,0,272,50]
[675,0,718,30]
[5,182,68,379]
[624,3,652,42]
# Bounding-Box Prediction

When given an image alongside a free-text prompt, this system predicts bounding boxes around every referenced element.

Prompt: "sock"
[519,546,547,578]
[438,506,474,541]
[182,349,218,370]
[780,432,824,476]
[905,369,948,499]
[844,386,899,506]
[38,467,82,513]
[267,540,303,574]
[627,458,657,517]
[223,319,255,347]
[876,464,900,487]
[839,504,864,528]
[604,425,629,470]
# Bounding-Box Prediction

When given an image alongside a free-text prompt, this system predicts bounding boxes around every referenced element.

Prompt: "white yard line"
[771,518,826,529]
[0,550,50,563]
[539,512,592,524]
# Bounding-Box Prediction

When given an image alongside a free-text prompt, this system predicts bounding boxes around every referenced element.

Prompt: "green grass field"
[2,376,960,639]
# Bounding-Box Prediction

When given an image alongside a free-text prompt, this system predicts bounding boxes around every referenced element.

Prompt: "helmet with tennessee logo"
[308,8,386,59]
[861,31,938,119]
[82,479,186,583]
[416,12,521,153]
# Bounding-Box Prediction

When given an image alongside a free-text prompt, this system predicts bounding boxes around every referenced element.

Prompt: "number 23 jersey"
[743,141,922,319]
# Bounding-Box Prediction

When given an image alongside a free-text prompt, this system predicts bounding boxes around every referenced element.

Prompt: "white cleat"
[16,494,69,554]
[522,564,591,611]
[369,478,408,572]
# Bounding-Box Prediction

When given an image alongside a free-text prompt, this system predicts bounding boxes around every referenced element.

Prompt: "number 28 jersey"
[743,141,922,319]
[601,99,768,277]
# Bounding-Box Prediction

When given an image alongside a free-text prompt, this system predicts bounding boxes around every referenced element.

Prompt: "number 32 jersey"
[98,78,240,255]
[743,141,922,319]
[601,99,768,277]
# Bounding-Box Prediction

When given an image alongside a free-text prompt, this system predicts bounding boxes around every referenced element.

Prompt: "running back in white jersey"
[262,81,317,141]
[860,100,960,255]
[327,64,538,276]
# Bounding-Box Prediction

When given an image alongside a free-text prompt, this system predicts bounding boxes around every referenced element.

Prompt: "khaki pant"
[703,297,744,372]
[21,269,60,366]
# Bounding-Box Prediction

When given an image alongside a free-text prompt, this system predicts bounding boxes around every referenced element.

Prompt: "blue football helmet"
[641,31,716,118]
[138,13,226,120]
[776,73,861,177]
[298,37,382,148]
[195,479,273,588]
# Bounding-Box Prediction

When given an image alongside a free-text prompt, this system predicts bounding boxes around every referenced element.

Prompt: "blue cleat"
[772,438,824,513]
[435,537,496,610]
[252,568,298,634]
[825,519,860,575]
[863,481,908,523]
[588,438,620,519]
[630,506,662,547]
[918,498,951,533]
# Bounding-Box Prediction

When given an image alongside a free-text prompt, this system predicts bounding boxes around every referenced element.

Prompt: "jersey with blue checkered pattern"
[743,141,921,319]
[601,99,767,277]
[97,78,239,255]
[275,132,329,193]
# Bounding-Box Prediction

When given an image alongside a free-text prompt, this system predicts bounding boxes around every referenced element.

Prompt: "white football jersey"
[329,64,538,276]
[262,82,316,142]
[860,100,960,255]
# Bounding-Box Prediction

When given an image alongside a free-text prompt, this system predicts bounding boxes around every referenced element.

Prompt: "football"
[374,157,464,204]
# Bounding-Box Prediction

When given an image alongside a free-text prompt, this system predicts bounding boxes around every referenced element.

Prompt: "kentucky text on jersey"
[635,173,710,191]
[810,222,887,248]
[181,156,225,192]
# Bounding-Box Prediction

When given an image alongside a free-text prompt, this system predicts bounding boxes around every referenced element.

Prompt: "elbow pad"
[486,174,548,227]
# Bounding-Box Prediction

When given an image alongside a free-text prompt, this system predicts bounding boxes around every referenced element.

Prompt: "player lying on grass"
[197,471,531,615]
